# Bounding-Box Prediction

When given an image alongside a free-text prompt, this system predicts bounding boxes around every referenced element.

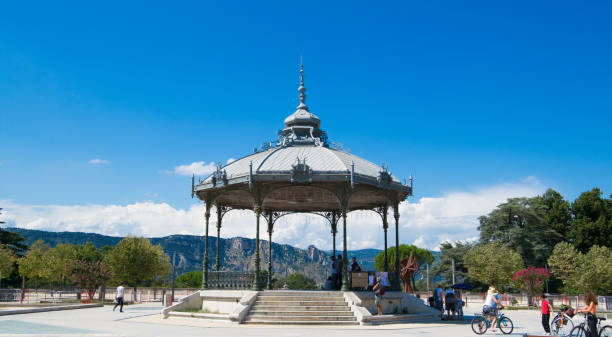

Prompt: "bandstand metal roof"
[192,64,412,212]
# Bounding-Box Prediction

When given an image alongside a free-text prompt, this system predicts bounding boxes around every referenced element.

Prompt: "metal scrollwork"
[291,157,312,183]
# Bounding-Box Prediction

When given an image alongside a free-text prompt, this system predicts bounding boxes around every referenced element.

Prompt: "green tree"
[47,243,76,287]
[17,239,51,289]
[535,189,573,240]
[175,270,202,288]
[431,241,476,287]
[375,244,434,292]
[573,245,612,295]
[464,242,524,290]
[547,242,579,293]
[70,260,111,301]
[570,188,612,253]
[0,228,28,254]
[374,244,435,272]
[75,242,103,262]
[104,236,171,300]
[478,197,563,266]
[0,244,17,285]
[287,273,317,290]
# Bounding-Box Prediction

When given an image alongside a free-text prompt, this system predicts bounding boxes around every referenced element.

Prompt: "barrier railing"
[207,271,254,289]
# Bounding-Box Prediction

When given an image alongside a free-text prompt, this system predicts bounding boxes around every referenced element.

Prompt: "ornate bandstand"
[192,64,413,291]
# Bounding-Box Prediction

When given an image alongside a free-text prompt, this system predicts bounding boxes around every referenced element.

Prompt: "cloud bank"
[0,178,544,251]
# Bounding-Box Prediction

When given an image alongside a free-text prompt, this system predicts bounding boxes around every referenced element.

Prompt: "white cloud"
[173,161,216,176]
[167,158,236,176]
[88,159,110,165]
[0,177,545,251]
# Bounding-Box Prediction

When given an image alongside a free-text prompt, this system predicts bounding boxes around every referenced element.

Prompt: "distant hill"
[6,227,382,284]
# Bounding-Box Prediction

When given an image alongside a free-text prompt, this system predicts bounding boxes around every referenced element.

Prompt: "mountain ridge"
[5,227,382,284]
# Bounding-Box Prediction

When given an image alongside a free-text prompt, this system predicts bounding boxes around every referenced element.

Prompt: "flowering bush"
[512,266,551,306]
[70,260,111,302]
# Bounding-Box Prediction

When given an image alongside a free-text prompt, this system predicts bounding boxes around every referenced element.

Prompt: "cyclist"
[482,286,502,332]
[575,291,598,337]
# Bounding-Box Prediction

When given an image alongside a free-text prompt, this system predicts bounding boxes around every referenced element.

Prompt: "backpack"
[445,292,456,304]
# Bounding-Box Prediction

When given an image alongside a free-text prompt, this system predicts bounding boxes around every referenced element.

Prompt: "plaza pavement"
[0,302,552,337]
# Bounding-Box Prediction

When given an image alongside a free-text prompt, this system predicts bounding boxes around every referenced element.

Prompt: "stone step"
[251,305,351,311]
[249,310,354,316]
[243,320,359,325]
[256,296,345,301]
[245,315,357,322]
[255,300,347,306]
[258,291,342,296]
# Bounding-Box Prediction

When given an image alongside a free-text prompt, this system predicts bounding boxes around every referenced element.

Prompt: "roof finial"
[297,54,308,111]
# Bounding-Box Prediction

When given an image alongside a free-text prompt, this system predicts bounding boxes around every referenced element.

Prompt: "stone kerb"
[347,291,438,325]
[161,291,202,318]
[162,290,258,323]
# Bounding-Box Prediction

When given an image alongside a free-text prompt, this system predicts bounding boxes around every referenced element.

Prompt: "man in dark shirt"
[351,257,361,272]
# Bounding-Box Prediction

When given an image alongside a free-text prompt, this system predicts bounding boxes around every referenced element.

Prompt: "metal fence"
[207,271,254,289]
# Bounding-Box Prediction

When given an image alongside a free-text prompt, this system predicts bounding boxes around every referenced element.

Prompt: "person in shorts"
[444,287,457,320]
[455,290,464,320]
[482,286,502,332]
[373,276,383,315]
[434,284,444,319]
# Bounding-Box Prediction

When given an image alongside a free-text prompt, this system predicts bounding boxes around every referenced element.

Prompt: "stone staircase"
[243,290,358,325]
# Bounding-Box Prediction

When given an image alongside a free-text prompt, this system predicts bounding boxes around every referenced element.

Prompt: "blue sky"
[1,1,611,249]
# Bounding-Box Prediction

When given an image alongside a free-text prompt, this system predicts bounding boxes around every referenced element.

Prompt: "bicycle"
[568,312,611,337]
[551,307,576,336]
[471,307,514,335]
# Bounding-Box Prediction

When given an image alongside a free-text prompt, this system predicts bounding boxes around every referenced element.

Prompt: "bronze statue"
[400,252,419,293]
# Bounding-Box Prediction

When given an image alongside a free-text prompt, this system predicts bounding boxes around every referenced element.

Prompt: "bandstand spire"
[297,56,308,111]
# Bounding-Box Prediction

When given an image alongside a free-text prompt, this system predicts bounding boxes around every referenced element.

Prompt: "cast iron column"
[382,206,389,272]
[331,212,338,258]
[202,204,211,289]
[216,206,222,272]
[341,210,349,291]
[252,206,262,290]
[267,211,273,290]
[393,203,401,291]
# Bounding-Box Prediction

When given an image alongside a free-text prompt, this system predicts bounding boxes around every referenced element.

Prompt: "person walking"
[576,291,598,337]
[540,294,553,335]
[113,283,125,312]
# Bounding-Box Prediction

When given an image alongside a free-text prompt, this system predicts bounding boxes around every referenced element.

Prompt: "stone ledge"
[0,303,103,316]
[361,313,435,325]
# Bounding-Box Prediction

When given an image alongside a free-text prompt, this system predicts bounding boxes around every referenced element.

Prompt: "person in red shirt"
[541,294,553,335]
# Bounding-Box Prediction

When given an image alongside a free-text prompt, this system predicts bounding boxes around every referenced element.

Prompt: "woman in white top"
[482,286,502,331]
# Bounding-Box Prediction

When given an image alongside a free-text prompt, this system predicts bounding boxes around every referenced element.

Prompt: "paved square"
[0,303,557,337]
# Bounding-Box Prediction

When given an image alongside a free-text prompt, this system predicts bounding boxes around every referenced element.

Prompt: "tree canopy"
[287,273,317,290]
[374,244,434,272]
[104,236,171,287]
[431,241,476,287]
[464,242,524,290]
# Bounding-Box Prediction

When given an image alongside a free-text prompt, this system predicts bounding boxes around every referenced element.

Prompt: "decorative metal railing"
[207,271,254,289]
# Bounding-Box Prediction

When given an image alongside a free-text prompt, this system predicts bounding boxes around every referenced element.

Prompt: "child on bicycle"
[540,294,553,335]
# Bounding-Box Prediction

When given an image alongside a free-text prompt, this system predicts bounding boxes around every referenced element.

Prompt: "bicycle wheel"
[599,325,612,337]
[471,316,487,335]
[498,316,514,334]
[569,326,587,337]
[551,316,574,336]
